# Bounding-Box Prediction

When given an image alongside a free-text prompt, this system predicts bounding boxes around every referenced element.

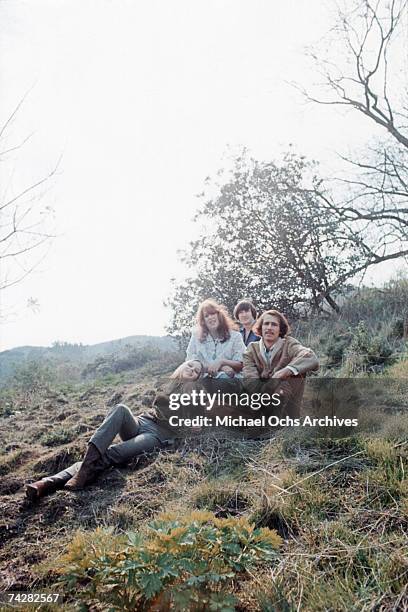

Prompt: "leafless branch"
[0,93,59,295]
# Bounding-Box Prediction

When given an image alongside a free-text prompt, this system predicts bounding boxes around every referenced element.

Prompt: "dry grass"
[0,373,407,611]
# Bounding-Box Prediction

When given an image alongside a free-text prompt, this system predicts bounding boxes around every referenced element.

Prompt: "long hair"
[196,299,237,342]
[170,360,203,380]
[159,360,203,396]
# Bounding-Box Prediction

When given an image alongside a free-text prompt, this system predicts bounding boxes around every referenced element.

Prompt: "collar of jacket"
[259,337,284,367]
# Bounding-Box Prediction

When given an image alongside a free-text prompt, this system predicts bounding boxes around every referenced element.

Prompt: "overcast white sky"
[0,0,402,351]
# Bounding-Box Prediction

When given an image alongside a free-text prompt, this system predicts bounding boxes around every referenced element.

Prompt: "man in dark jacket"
[233,299,261,347]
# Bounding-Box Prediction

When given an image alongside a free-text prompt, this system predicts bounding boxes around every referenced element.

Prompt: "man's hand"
[273,367,293,380]
[207,360,224,376]
[220,365,235,378]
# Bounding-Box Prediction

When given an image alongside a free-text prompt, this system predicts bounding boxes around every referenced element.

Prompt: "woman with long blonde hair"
[187,299,245,378]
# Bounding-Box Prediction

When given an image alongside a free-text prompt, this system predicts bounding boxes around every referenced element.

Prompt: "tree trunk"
[324,293,340,313]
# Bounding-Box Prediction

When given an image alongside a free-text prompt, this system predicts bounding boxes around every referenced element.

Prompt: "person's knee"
[112,403,131,416]
[140,433,163,452]
[106,434,162,465]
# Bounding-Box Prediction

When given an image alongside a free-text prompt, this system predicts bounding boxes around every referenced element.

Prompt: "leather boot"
[26,478,56,501]
[25,461,82,501]
[64,443,104,490]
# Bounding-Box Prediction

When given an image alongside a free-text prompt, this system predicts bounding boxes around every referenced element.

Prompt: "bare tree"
[0,93,58,292]
[300,0,408,273]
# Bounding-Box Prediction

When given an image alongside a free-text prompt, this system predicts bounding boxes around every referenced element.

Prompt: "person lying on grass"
[26,359,204,500]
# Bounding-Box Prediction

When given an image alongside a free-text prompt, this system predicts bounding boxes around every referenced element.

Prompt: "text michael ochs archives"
[167,415,359,428]
[167,391,359,428]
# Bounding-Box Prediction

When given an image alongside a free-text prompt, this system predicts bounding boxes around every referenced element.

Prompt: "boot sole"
[25,485,40,501]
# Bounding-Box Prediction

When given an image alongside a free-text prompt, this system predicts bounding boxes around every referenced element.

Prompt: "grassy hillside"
[0,370,407,610]
[293,278,408,375]
[0,282,407,610]
[0,335,179,385]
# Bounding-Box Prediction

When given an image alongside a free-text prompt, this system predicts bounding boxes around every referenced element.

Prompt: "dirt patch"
[40,497,70,523]
[86,413,107,426]
[0,449,33,476]
[0,510,27,546]
[33,447,83,475]
[212,492,251,518]
[54,409,74,421]
[0,476,25,495]
[254,510,292,539]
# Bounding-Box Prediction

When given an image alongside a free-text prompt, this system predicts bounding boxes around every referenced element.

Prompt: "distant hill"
[0,335,179,384]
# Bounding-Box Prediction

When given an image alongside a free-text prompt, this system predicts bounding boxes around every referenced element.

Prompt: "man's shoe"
[64,443,104,491]
[25,478,55,501]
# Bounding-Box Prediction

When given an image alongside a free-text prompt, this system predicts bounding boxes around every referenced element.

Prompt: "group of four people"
[26,299,318,500]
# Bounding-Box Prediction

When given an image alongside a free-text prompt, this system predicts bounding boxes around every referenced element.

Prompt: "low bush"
[0,388,15,417]
[389,317,406,339]
[40,428,76,447]
[342,321,394,374]
[325,332,352,366]
[81,347,182,379]
[56,511,282,611]
[12,360,56,395]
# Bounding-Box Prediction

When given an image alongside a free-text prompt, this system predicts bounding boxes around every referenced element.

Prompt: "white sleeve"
[186,333,199,360]
[231,332,246,362]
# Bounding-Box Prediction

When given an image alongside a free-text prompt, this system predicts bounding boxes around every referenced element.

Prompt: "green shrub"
[325,332,352,366]
[343,322,393,373]
[40,428,76,447]
[390,317,406,339]
[0,388,15,417]
[81,347,181,379]
[12,361,56,394]
[368,336,393,364]
[340,279,408,327]
[56,511,282,611]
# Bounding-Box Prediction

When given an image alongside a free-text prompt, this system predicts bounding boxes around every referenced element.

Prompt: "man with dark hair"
[243,309,319,417]
[233,299,261,347]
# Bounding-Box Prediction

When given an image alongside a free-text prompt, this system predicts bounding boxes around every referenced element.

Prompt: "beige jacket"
[243,336,319,379]
[242,337,319,417]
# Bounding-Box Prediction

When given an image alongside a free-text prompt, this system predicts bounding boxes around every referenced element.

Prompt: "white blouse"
[186,329,246,365]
